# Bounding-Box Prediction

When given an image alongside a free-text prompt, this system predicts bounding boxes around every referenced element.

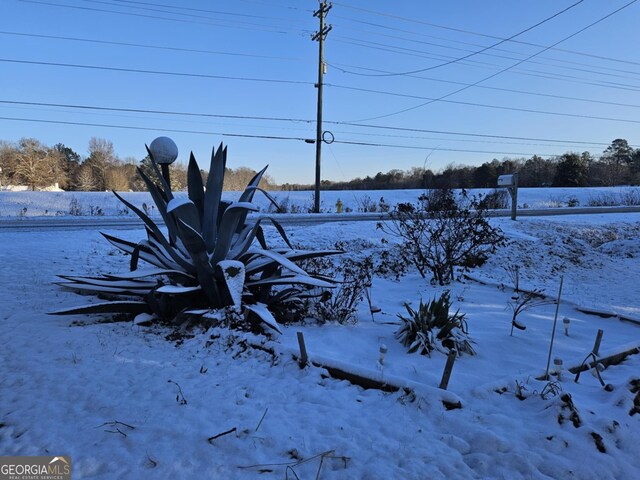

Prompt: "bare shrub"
[378,189,505,285]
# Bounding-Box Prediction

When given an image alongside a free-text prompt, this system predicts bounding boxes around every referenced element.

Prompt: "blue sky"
[2,0,640,184]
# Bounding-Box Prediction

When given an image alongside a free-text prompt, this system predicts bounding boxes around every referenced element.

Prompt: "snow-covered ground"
[1,186,639,217]
[0,197,639,478]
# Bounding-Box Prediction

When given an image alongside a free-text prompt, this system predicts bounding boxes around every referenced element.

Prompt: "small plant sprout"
[508,289,553,336]
[540,380,562,400]
[168,380,187,405]
[563,317,571,336]
[504,264,520,292]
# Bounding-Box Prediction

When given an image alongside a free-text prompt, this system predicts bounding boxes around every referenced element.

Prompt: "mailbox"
[497,173,519,221]
[497,174,515,187]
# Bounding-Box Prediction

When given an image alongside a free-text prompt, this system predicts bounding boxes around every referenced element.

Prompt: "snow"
[1,193,639,479]
[1,186,639,218]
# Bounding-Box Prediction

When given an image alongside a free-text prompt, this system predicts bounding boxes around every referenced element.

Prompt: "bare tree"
[0,141,19,186]
[84,137,117,191]
[76,164,99,191]
[13,138,65,190]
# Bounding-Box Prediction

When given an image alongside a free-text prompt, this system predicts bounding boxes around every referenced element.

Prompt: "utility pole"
[312,0,332,213]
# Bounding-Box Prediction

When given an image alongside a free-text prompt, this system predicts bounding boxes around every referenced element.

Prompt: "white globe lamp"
[148,136,178,184]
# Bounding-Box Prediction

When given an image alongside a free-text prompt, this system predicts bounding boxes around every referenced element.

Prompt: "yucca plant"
[51,141,340,334]
[395,291,475,356]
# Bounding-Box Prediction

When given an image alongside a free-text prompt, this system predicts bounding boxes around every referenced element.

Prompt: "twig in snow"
[168,379,188,405]
[207,427,237,444]
[238,449,336,470]
[255,407,269,433]
[315,451,332,480]
[285,466,301,480]
[96,420,135,437]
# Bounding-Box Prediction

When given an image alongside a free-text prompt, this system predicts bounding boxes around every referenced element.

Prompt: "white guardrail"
[0,206,639,231]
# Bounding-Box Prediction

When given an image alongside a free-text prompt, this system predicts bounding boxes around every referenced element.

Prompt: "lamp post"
[0,166,3,191]
[148,136,178,186]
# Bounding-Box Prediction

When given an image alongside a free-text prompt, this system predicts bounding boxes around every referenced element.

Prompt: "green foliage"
[395,291,475,357]
[553,153,589,187]
[52,142,340,334]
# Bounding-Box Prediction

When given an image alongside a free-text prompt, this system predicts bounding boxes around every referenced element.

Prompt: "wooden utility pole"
[312,1,332,213]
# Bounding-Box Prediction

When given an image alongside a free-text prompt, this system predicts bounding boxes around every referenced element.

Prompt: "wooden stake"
[297,331,308,368]
[439,350,457,390]
[544,276,564,380]
[592,329,604,356]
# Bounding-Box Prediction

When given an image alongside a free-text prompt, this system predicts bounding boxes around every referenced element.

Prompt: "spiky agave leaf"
[244,303,282,334]
[49,301,149,316]
[234,165,268,234]
[243,249,342,277]
[217,260,245,307]
[202,144,226,252]
[111,191,193,273]
[245,275,335,288]
[167,197,202,235]
[103,268,195,281]
[174,218,221,306]
[187,152,205,222]
[136,166,181,246]
[101,233,166,270]
[211,202,260,264]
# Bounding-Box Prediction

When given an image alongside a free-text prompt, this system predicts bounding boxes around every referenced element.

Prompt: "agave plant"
[51,141,340,333]
[395,291,475,356]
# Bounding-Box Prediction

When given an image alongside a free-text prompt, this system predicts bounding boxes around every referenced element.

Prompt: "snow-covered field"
[1,186,639,217]
[1,192,639,479]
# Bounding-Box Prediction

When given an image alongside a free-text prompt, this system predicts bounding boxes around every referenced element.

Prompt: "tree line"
[0,137,276,192]
[1,137,639,191]
[281,138,640,190]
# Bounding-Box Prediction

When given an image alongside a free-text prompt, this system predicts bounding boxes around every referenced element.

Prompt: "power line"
[0,58,312,85]
[330,20,640,80]
[0,99,312,123]
[0,116,314,142]
[0,99,623,147]
[108,0,297,21]
[0,30,302,61]
[18,0,310,36]
[331,0,585,77]
[354,0,639,122]
[332,1,640,68]
[6,30,639,112]
[0,115,566,157]
[327,83,640,125]
[328,61,640,108]
[331,128,614,149]
[330,39,640,92]
[326,121,615,147]
[331,139,551,157]
[79,0,300,31]
[331,34,640,85]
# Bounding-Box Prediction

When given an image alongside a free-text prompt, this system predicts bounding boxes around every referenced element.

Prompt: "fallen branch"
[207,427,237,444]
[255,408,269,433]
